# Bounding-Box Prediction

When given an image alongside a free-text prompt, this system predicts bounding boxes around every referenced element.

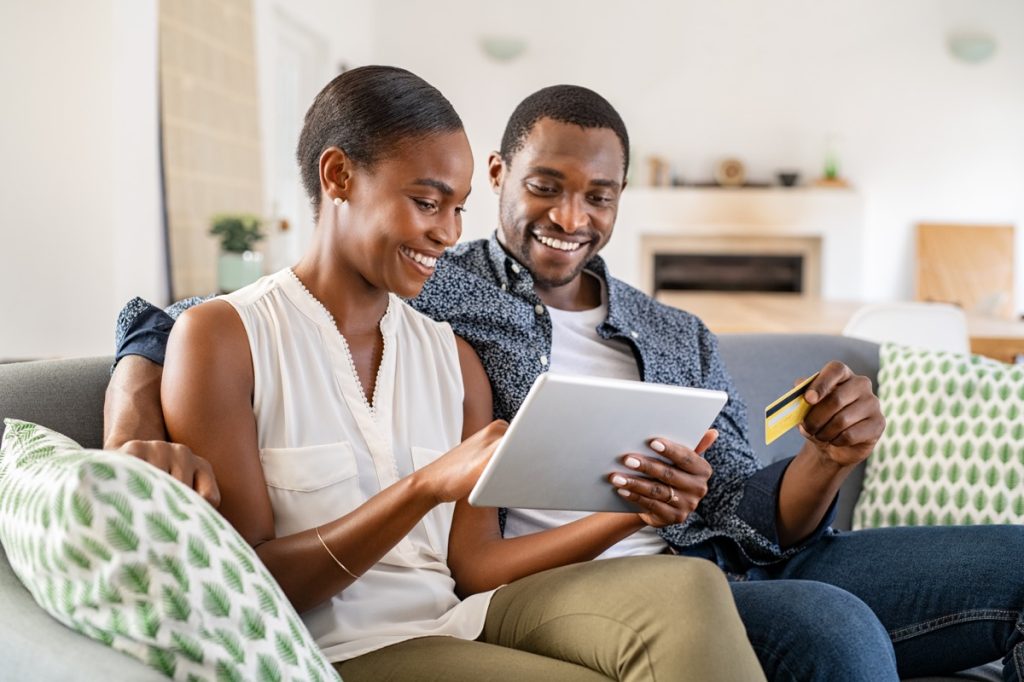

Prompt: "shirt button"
[540,355,548,366]
[534,304,545,315]
[511,263,521,274]
[630,330,639,339]
[501,283,507,291]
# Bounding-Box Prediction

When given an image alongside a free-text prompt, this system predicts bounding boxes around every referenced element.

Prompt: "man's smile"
[531,229,588,253]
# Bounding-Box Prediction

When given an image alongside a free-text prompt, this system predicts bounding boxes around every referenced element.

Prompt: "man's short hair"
[499,85,630,177]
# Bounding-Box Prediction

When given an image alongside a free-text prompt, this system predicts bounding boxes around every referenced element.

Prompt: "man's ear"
[320,147,353,202]
[487,152,505,194]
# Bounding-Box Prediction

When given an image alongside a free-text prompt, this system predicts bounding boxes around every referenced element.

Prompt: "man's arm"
[104,355,167,447]
[104,296,220,506]
[775,363,884,546]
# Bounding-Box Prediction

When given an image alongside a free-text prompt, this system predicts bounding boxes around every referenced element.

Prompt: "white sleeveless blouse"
[220,268,495,662]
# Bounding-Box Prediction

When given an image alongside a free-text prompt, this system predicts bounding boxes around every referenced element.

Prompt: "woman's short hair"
[296,65,464,218]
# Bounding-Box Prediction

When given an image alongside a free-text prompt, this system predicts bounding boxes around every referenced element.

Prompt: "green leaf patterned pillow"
[853,344,1024,529]
[0,419,341,682]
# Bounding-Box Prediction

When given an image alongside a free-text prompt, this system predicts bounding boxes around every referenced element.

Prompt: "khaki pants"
[336,556,766,681]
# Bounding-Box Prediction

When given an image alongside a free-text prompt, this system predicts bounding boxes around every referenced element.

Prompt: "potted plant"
[210,213,265,292]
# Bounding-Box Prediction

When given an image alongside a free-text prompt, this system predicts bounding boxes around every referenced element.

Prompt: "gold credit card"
[764,373,819,445]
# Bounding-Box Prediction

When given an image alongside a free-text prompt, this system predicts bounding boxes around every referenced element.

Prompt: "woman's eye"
[413,199,438,214]
[455,206,467,216]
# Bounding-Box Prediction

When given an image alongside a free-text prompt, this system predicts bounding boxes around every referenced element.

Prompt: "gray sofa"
[0,334,999,681]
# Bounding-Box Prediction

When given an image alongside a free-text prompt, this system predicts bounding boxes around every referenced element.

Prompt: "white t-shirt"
[503,273,670,559]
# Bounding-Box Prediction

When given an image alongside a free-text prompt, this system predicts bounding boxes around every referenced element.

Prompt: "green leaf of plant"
[163,489,190,521]
[64,541,91,570]
[188,535,211,569]
[109,607,129,636]
[106,517,139,552]
[70,491,93,527]
[228,542,256,575]
[81,536,113,562]
[199,514,223,547]
[305,658,325,682]
[89,462,117,481]
[99,575,123,605]
[275,631,299,667]
[222,560,244,594]
[153,553,190,592]
[257,653,282,682]
[137,601,160,639]
[147,646,176,677]
[95,490,134,524]
[203,583,231,619]
[163,584,191,622]
[127,470,154,500]
[241,606,266,641]
[213,628,245,664]
[122,562,151,594]
[215,660,244,682]
[146,511,179,543]
[254,584,279,618]
[171,631,204,664]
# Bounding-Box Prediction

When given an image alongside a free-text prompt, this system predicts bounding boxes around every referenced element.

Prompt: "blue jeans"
[719,525,1024,682]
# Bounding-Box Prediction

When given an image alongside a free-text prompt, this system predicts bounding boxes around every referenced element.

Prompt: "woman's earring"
[333,196,346,206]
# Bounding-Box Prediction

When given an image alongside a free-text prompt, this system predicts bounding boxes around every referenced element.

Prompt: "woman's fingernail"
[611,474,628,486]
[650,440,666,453]
[624,456,641,469]
[617,488,631,498]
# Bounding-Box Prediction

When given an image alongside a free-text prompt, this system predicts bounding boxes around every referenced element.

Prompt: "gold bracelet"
[315,526,359,580]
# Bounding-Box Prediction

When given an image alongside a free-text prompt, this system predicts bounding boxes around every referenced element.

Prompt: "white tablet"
[468,373,728,513]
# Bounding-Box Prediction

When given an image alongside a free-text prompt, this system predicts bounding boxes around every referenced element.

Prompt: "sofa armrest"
[0,356,113,449]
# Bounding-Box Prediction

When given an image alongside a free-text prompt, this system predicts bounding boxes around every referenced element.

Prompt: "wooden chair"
[915,223,1015,319]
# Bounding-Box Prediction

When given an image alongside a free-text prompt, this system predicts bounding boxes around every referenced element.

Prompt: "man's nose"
[548,195,589,233]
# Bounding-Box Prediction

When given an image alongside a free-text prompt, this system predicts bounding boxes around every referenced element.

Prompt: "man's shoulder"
[440,238,493,274]
[413,239,500,309]
[605,275,708,336]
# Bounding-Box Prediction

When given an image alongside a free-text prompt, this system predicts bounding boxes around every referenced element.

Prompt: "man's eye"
[526,182,557,195]
[589,194,614,205]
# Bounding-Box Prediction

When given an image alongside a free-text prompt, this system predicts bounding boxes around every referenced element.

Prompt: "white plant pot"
[218,250,263,293]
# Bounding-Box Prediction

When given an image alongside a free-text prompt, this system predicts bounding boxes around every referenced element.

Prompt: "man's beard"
[515,219,594,289]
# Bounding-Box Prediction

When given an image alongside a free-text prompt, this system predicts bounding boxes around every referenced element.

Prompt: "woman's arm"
[447,337,648,598]
[162,301,502,613]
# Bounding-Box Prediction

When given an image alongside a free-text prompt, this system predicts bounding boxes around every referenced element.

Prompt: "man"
[107,85,1024,681]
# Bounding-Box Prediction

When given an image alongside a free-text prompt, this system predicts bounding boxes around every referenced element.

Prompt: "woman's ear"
[487,152,505,194]
[320,147,353,203]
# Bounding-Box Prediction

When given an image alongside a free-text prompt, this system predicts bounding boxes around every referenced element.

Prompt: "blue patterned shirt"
[115,233,834,568]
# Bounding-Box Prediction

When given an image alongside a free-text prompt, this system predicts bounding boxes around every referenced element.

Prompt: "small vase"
[217,250,263,293]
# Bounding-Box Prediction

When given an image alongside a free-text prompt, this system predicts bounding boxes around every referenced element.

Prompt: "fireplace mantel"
[608,187,865,299]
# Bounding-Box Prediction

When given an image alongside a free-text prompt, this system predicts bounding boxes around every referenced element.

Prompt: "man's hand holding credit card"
[764,372,820,444]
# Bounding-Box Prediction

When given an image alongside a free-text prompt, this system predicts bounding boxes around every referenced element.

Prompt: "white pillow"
[853,345,1024,529]
[0,419,340,682]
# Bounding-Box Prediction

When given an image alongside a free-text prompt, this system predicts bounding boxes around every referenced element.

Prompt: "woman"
[162,65,764,681]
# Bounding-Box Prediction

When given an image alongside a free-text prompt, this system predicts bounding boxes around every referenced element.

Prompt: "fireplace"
[641,234,822,298]
[654,253,804,293]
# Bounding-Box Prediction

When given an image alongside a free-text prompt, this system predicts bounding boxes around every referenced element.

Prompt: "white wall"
[0,0,162,360]
[3,1,1021,359]
[370,0,1024,312]
[0,0,373,359]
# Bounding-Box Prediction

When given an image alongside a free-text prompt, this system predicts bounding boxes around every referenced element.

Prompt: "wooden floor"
[657,292,1024,364]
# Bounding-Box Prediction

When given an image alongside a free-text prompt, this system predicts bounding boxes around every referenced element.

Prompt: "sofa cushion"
[0,419,340,682]
[854,344,1024,529]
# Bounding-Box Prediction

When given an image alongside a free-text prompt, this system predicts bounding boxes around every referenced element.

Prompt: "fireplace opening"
[653,253,804,294]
